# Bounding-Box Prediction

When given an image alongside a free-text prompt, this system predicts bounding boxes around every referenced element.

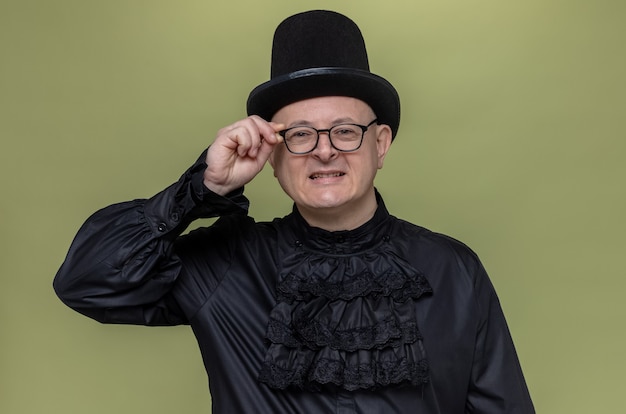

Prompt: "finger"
[255,125,286,161]
[247,116,284,145]
[269,122,285,143]
[228,119,264,157]
[255,137,278,163]
[219,117,280,159]
[227,126,255,158]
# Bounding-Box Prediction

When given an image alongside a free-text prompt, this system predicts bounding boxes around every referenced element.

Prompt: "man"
[54,10,534,413]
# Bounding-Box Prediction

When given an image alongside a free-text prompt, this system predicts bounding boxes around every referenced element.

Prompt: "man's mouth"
[309,172,345,180]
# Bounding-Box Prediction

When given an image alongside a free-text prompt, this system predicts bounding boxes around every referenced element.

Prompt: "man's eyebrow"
[286,120,312,128]
[286,117,358,128]
[332,117,358,124]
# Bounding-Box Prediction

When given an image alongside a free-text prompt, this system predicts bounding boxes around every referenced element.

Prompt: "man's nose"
[312,131,338,159]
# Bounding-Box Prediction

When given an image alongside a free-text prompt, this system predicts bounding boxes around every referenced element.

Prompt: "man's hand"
[203,116,284,195]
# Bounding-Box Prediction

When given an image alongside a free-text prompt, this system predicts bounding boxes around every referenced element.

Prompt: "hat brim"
[246,67,400,139]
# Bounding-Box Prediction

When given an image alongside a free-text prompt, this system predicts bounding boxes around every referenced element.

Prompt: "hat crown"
[271,10,370,78]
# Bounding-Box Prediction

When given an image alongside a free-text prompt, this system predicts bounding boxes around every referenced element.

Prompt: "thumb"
[256,128,283,162]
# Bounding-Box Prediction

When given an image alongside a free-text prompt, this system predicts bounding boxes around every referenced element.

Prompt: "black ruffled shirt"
[54,155,534,413]
[260,200,433,392]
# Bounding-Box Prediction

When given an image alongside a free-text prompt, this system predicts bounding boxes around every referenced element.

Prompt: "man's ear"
[268,151,275,168]
[376,124,393,169]
[268,150,278,177]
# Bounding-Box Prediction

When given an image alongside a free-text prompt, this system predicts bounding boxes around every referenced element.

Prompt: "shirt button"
[157,222,168,232]
[171,212,180,222]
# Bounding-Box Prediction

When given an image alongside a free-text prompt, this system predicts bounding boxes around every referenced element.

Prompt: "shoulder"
[176,214,279,254]
[171,215,281,312]
[389,216,483,277]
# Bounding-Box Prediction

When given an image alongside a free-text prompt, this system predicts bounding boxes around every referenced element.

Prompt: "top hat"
[246,10,401,139]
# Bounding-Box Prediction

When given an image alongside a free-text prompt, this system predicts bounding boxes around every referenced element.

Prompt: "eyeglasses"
[278,119,378,155]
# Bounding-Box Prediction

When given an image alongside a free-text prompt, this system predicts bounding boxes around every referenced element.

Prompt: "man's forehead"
[273,96,375,121]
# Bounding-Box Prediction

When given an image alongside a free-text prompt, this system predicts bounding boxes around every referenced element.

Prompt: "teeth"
[311,172,343,179]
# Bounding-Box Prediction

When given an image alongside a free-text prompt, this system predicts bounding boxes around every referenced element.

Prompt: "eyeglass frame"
[278,119,379,155]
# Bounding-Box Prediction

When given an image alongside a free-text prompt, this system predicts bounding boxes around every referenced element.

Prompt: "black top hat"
[246,10,401,139]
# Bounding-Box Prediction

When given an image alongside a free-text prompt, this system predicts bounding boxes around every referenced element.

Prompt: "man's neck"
[296,195,378,232]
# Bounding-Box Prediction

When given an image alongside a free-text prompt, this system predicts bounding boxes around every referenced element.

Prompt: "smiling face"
[269,96,392,230]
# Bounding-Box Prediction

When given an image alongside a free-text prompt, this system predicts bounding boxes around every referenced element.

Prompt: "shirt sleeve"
[465,261,535,413]
[53,150,249,326]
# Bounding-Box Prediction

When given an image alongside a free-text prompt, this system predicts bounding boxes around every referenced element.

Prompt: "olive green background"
[1,0,624,413]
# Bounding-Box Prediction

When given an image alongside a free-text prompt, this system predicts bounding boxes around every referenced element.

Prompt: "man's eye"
[288,129,314,139]
[333,127,358,137]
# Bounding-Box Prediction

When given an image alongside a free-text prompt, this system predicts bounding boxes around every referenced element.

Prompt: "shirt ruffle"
[259,238,433,391]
